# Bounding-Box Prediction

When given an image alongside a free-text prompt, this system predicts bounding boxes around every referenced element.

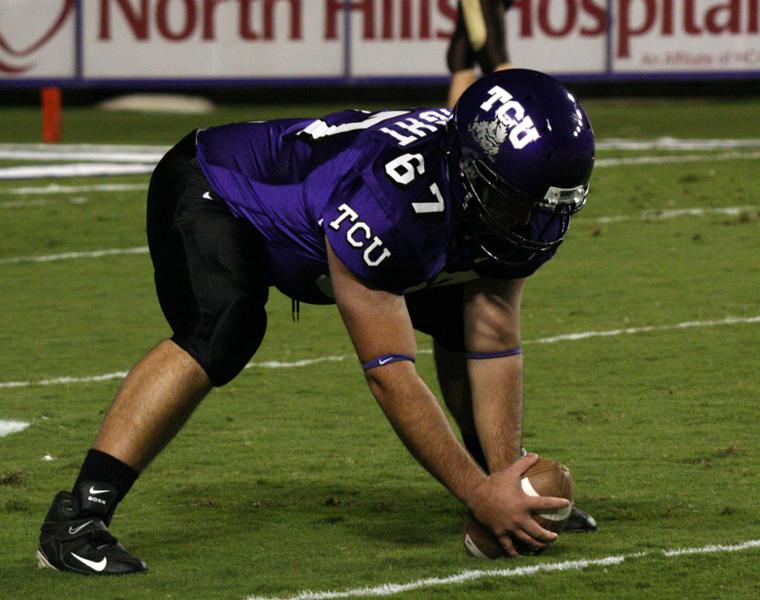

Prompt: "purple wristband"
[362,354,416,371]
[465,347,522,360]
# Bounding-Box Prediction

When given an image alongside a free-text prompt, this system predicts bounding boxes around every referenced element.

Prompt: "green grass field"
[1,94,759,600]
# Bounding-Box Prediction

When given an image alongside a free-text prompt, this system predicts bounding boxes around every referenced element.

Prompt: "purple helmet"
[447,68,595,266]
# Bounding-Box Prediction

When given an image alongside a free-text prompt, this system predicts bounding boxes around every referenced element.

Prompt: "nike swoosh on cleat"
[88,487,110,495]
[68,520,93,535]
[71,552,107,572]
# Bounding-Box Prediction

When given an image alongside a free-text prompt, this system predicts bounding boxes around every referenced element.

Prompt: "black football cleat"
[563,505,598,533]
[37,481,147,575]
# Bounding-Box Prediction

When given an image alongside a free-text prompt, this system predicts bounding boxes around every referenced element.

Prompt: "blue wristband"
[465,347,522,360]
[362,354,416,371]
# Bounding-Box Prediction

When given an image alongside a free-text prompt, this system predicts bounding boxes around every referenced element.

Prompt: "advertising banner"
[0,0,76,78]
[1,0,759,86]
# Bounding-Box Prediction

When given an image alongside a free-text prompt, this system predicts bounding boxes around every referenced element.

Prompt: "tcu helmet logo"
[468,85,541,156]
[0,0,74,74]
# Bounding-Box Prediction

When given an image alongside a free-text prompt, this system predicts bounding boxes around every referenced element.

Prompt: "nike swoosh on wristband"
[88,487,110,495]
[68,520,93,535]
[378,357,393,365]
[70,552,107,572]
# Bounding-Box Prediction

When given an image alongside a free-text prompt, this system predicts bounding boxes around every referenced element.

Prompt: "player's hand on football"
[468,453,571,557]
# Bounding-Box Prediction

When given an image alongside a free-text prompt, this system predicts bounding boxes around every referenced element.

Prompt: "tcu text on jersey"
[328,204,392,267]
[480,86,540,150]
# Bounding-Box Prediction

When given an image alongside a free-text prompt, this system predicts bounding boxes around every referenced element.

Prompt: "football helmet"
[447,68,595,266]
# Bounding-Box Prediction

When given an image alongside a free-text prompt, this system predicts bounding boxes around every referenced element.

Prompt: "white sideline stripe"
[0,419,29,437]
[578,205,758,225]
[596,137,760,151]
[249,356,347,369]
[244,539,760,600]
[0,164,155,180]
[0,371,129,389]
[0,152,756,182]
[663,539,760,556]
[3,203,754,265]
[0,143,167,154]
[596,150,760,167]
[530,315,760,345]
[0,150,164,163]
[0,143,758,182]
[0,247,149,265]
[2,139,760,156]
[2,315,758,390]
[2,199,53,209]
[3,183,147,195]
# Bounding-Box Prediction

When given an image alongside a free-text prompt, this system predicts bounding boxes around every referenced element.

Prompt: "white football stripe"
[463,534,490,560]
[520,477,540,497]
[540,505,572,522]
[520,477,572,522]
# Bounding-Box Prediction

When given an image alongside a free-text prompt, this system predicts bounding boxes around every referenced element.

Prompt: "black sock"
[74,448,140,504]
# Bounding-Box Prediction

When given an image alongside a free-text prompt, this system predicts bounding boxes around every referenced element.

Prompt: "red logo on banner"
[0,0,75,74]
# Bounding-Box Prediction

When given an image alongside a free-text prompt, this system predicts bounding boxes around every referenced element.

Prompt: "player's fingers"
[527,495,572,512]
[510,452,539,475]
[519,517,559,544]
[511,527,550,551]
[497,535,520,558]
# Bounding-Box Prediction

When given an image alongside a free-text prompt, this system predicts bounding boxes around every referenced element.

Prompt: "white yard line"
[0,164,155,180]
[596,150,760,167]
[0,247,149,265]
[0,143,167,153]
[2,152,756,181]
[579,206,758,224]
[2,183,148,195]
[596,138,760,151]
[529,315,760,344]
[1,315,757,390]
[244,539,760,600]
[1,203,754,264]
[0,138,760,181]
[0,419,29,437]
[0,149,164,163]
[2,138,759,158]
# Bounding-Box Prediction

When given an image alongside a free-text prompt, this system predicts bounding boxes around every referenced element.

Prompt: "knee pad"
[175,294,268,387]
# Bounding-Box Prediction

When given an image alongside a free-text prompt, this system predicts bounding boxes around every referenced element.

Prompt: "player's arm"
[463,276,527,472]
[461,276,572,550]
[326,241,565,554]
[326,238,484,504]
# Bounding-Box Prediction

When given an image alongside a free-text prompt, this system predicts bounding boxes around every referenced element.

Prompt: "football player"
[38,69,596,574]
[447,0,515,107]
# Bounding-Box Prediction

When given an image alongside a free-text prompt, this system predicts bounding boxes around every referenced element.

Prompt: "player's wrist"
[462,471,493,515]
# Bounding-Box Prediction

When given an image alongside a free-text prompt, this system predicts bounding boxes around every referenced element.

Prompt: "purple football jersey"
[195,108,557,303]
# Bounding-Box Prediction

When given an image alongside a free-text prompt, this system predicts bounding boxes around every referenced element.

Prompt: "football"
[463,458,574,559]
